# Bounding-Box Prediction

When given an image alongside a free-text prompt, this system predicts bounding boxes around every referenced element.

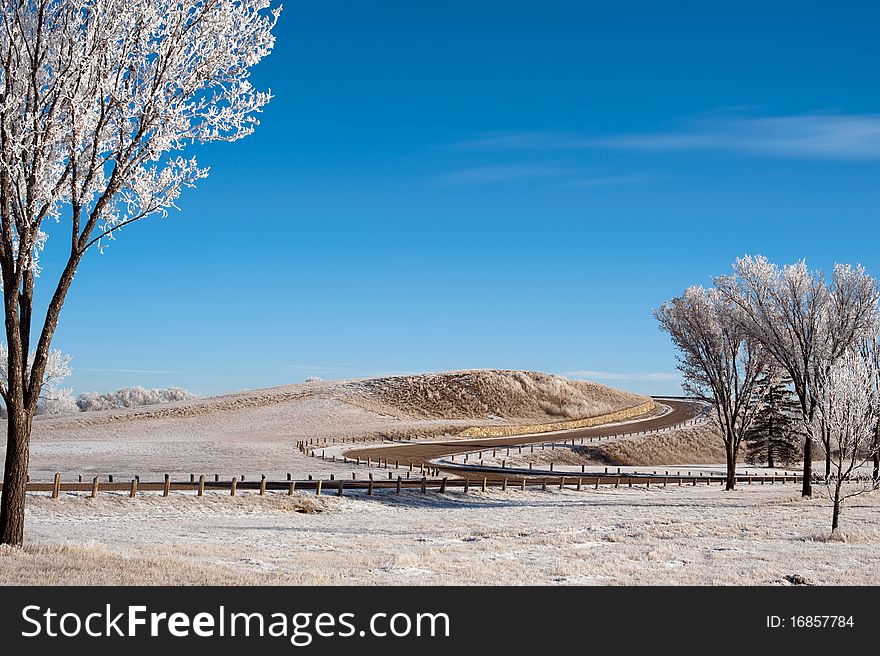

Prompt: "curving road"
[343,399,705,476]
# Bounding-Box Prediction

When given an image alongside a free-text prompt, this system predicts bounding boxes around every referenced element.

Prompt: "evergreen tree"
[744,372,803,468]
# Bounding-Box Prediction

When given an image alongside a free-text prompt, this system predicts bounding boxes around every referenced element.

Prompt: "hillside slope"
[10,370,650,480]
[345,370,648,422]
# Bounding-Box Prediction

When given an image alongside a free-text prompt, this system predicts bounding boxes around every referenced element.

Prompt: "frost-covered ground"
[2,484,878,585]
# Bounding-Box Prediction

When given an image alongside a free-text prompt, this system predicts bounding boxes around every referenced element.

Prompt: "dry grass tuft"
[0,542,277,585]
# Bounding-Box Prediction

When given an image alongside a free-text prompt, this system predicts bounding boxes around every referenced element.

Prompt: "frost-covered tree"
[37,386,78,415]
[743,371,802,468]
[655,286,769,490]
[716,256,879,497]
[76,386,192,411]
[0,0,279,546]
[811,349,880,535]
[857,325,880,483]
[0,344,73,416]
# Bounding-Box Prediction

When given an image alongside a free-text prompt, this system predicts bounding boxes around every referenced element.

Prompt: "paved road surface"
[343,399,703,474]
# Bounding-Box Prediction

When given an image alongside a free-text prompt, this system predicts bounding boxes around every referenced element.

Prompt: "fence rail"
[1,471,804,499]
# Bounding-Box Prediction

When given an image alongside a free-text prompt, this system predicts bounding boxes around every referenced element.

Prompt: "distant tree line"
[1,383,194,417]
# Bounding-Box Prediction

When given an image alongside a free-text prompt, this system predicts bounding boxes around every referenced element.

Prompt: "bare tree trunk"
[725,443,737,491]
[0,402,33,546]
[802,436,813,497]
[873,423,879,483]
[823,424,831,479]
[831,481,842,534]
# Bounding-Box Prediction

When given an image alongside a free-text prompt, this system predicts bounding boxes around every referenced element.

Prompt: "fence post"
[421,477,427,494]
[595,477,600,490]
[541,478,547,491]
[338,479,344,497]
[231,477,238,497]
[259,475,267,497]
[441,477,448,493]
[198,475,206,497]
[368,478,374,496]
[501,478,507,492]
[464,478,470,493]
[615,478,620,488]
[52,473,61,499]
[91,476,99,499]
[288,481,296,496]
[130,478,137,498]
[316,480,322,496]
[396,476,402,494]
[559,476,565,491]
[482,478,487,493]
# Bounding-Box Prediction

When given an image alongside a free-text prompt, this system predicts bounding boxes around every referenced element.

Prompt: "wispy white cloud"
[429,164,570,186]
[429,163,644,189]
[78,368,184,374]
[552,174,648,188]
[566,370,680,382]
[459,113,880,161]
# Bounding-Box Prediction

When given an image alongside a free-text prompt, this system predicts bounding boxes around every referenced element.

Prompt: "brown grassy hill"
[345,369,648,422]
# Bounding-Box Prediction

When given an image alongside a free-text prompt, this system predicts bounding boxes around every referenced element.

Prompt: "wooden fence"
[1,471,804,499]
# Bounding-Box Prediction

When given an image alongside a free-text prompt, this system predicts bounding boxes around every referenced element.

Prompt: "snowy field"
[2,484,878,585]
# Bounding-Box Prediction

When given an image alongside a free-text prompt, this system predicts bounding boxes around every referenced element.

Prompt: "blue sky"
[39,0,880,397]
